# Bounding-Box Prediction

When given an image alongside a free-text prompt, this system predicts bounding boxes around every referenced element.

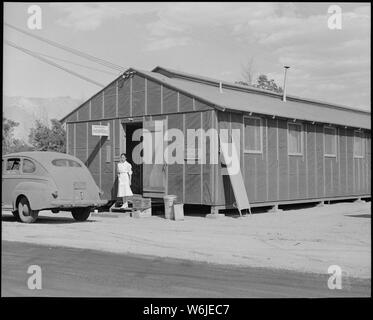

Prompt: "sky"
[3,2,371,110]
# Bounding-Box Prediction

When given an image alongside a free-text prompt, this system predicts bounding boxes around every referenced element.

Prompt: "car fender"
[12,181,51,211]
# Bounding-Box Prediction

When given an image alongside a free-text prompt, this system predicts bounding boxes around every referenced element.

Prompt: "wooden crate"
[131,197,151,209]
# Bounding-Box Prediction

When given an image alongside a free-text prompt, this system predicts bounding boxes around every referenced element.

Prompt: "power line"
[34,51,118,76]
[5,40,105,88]
[5,22,126,72]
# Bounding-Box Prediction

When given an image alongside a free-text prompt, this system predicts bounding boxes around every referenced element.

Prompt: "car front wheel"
[16,196,39,223]
[71,208,91,221]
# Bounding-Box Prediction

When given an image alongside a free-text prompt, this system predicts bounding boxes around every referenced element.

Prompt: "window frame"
[287,122,303,156]
[353,130,364,158]
[243,115,263,154]
[323,126,337,157]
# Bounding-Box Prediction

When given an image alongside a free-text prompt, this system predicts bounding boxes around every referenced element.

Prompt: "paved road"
[1,241,370,297]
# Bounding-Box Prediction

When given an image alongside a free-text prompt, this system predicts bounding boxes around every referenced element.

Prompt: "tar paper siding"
[215,110,371,206]
[65,72,370,205]
[66,73,214,202]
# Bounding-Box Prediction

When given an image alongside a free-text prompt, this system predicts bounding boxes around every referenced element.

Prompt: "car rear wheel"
[71,208,91,221]
[16,197,39,223]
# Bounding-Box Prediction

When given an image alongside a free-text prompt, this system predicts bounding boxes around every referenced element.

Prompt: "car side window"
[68,160,82,167]
[6,158,21,174]
[22,159,36,174]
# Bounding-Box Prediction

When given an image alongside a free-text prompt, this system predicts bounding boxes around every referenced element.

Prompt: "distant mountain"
[3,96,82,143]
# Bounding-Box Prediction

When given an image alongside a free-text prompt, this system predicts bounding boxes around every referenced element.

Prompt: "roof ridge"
[152,66,370,115]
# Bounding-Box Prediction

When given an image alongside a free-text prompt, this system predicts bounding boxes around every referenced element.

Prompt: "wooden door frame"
[142,118,168,198]
[119,120,143,195]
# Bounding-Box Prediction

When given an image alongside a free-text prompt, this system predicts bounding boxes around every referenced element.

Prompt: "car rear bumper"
[50,199,108,208]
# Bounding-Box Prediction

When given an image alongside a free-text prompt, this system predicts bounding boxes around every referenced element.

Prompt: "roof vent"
[219,81,223,93]
[282,66,290,102]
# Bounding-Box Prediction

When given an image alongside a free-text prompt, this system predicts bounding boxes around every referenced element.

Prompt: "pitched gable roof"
[61,66,370,129]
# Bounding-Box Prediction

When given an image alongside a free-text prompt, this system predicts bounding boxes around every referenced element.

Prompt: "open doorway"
[124,122,143,195]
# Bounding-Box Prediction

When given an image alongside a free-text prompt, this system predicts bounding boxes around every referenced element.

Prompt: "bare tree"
[240,57,255,86]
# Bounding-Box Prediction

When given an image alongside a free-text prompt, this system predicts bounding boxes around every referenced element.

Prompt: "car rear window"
[22,159,36,173]
[52,159,82,167]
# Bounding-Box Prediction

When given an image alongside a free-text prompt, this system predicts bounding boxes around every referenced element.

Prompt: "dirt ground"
[2,201,371,279]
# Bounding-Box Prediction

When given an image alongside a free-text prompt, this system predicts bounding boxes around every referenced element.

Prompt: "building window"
[244,116,262,153]
[354,130,364,158]
[288,123,303,155]
[324,126,337,157]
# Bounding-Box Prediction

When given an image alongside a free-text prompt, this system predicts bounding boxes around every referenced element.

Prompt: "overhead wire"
[5,22,126,72]
[5,39,106,88]
[31,51,118,76]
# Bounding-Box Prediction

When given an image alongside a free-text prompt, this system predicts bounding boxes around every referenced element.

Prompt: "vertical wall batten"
[144,78,148,115]
[182,113,186,203]
[305,125,308,197]
[66,123,69,154]
[345,127,348,195]
[200,113,203,203]
[112,119,116,186]
[277,120,280,200]
[229,112,233,203]
[314,126,317,196]
[297,158,300,198]
[287,142,290,200]
[323,132,326,197]
[338,129,341,193]
[130,77,133,116]
[214,111,219,206]
[365,133,368,191]
[160,85,163,114]
[330,160,333,195]
[89,101,92,121]
[352,135,355,194]
[102,92,105,118]
[86,123,89,163]
[115,81,118,117]
[177,92,180,113]
[73,124,76,156]
[265,119,269,201]
[99,122,102,190]
[241,116,245,173]
[165,115,169,196]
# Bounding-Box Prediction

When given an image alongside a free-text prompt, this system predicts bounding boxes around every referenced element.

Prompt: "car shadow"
[1,214,97,224]
[344,214,371,219]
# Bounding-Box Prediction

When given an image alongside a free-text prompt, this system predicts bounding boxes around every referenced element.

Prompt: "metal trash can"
[163,195,177,219]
